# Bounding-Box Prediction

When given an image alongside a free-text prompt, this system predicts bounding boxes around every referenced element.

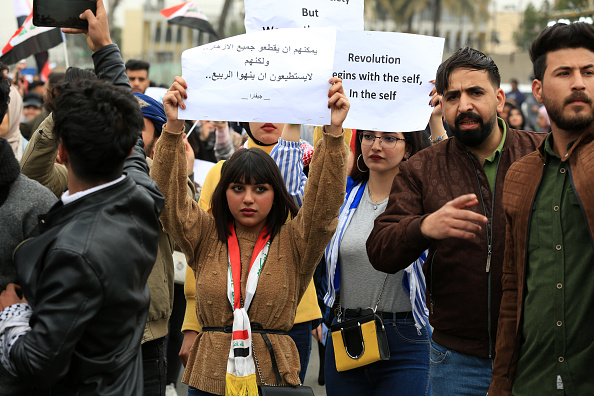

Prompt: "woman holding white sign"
[151,76,349,396]
[321,94,447,396]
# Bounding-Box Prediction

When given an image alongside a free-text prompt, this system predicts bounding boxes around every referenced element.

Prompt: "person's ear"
[58,142,69,165]
[532,79,543,104]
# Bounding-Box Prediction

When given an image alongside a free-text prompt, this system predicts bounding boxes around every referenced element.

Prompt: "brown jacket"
[367,124,545,359]
[489,130,594,395]
[151,127,347,395]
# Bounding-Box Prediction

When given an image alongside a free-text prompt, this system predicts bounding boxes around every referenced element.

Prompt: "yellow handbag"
[330,275,390,372]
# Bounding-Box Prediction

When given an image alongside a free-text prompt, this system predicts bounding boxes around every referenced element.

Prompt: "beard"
[542,91,594,132]
[451,111,497,148]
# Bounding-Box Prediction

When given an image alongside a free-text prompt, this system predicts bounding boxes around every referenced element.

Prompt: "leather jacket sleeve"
[92,44,131,91]
[366,160,432,273]
[10,249,104,388]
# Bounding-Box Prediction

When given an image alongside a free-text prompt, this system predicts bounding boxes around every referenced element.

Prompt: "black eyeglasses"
[359,132,405,149]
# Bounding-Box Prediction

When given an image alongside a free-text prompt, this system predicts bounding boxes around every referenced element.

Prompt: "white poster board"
[244,0,364,32]
[180,28,337,125]
[335,31,445,132]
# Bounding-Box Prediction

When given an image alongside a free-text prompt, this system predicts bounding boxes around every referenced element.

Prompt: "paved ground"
[174,336,328,395]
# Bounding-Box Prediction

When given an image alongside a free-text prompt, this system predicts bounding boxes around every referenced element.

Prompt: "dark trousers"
[142,337,167,396]
[288,320,314,383]
[166,283,186,385]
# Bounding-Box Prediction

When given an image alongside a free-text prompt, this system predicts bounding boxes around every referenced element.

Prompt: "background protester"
[507,105,530,131]
[126,59,151,94]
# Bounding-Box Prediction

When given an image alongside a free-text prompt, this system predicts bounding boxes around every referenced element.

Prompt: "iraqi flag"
[160,1,219,39]
[0,12,63,68]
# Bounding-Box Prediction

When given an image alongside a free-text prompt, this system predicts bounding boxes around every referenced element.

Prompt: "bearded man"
[366,47,545,396]
[490,22,594,396]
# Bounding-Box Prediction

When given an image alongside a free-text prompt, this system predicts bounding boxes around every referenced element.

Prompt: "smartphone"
[33,0,97,30]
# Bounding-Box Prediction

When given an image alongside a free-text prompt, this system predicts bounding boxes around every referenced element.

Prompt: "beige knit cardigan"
[151,127,347,395]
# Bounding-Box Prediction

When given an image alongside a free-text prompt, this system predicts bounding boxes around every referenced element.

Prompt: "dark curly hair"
[49,79,143,183]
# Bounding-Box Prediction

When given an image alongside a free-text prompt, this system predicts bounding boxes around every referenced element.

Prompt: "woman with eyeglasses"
[321,92,447,395]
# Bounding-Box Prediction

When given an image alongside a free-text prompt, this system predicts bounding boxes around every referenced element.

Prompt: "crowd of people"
[1,0,593,395]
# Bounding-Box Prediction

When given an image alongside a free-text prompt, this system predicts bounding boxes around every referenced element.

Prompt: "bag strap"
[261,333,283,385]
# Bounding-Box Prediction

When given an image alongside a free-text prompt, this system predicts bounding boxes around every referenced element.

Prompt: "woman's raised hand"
[162,76,188,132]
[327,77,350,136]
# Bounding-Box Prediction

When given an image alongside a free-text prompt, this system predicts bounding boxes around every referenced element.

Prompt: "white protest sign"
[244,0,364,32]
[144,87,168,103]
[180,28,336,124]
[335,31,445,132]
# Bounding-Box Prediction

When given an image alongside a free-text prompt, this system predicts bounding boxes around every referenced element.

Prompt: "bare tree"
[106,0,124,37]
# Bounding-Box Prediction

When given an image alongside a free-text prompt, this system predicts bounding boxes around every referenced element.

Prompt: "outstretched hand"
[162,76,188,132]
[326,77,349,136]
[420,194,488,240]
[0,284,27,311]
[62,0,112,52]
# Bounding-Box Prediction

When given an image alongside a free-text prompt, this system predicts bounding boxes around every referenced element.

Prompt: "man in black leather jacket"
[0,25,164,396]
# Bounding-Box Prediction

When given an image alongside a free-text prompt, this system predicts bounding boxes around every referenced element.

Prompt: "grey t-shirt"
[339,185,411,313]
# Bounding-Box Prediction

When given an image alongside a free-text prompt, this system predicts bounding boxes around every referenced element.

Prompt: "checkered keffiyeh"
[0,303,32,376]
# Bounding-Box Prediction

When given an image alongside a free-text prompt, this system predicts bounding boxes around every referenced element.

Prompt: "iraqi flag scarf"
[225,223,271,395]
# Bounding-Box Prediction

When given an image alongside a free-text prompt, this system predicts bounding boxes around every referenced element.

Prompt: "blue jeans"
[288,320,313,383]
[429,340,493,396]
[325,317,431,396]
[187,387,217,395]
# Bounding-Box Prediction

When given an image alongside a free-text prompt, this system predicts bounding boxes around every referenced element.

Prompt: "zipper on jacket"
[467,149,503,359]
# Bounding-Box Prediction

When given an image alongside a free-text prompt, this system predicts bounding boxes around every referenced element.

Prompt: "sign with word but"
[244,0,364,32]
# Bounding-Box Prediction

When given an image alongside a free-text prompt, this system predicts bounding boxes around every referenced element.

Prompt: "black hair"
[435,47,501,94]
[350,130,425,183]
[48,79,143,184]
[47,72,65,88]
[530,22,594,81]
[28,80,45,92]
[0,63,10,123]
[211,148,299,243]
[125,59,150,72]
[65,66,97,83]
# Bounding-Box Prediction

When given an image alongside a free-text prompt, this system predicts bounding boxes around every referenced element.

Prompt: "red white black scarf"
[225,224,271,395]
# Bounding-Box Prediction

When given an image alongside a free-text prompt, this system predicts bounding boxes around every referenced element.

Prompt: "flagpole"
[61,31,70,69]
